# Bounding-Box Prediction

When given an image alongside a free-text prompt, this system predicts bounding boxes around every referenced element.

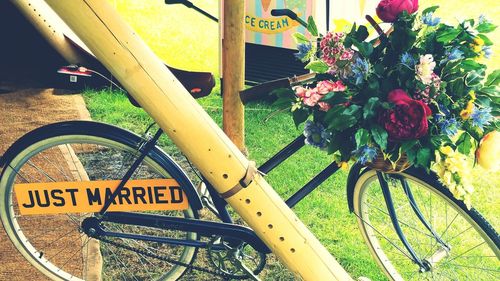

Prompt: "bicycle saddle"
[127,64,215,107]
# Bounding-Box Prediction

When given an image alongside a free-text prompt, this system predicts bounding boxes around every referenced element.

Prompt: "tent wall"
[0,1,66,86]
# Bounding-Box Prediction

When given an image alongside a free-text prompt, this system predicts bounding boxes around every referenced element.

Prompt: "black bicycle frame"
[90,131,443,271]
[91,133,344,253]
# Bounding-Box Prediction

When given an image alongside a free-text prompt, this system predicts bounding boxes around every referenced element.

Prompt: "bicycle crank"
[208,236,266,280]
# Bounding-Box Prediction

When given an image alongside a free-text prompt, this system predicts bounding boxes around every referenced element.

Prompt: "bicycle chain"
[97,235,250,280]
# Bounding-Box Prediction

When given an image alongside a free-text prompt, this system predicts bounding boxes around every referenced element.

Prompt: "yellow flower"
[472,37,485,53]
[460,100,475,120]
[338,161,349,171]
[473,37,484,47]
[440,146,454,155]
[469,91,476,101]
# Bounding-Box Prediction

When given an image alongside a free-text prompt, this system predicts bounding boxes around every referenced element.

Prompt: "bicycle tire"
[352,168,499,281]
[0,121,201,281]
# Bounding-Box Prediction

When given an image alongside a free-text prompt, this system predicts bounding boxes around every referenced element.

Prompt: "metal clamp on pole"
[219,161,258,199]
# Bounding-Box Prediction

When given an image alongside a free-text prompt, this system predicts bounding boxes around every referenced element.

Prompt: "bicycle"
[1,6,499,281]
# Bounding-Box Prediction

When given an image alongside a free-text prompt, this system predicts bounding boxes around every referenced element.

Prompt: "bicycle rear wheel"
[0,121,200,281]
[352,168,499,280]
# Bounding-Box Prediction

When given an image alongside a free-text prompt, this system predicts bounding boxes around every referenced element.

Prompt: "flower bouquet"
[275,0,499,207]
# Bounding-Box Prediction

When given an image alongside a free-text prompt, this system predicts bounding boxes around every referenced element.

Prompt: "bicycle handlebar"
[271,9,307,28]
[239,73,316,105]
[165,0,193,7]
[271,9,298,20]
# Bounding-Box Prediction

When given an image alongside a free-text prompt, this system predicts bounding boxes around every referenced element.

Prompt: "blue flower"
[401,52,416,67]
[354,145,378,165]
[422,12,441,26]
[295,43,312,61]
[303,120,330,149]
[482,46,493,59]
[351,57,371,85]
[436,115,460,136]
[478,14,489,25]
[446,47,464,61]
[471,107,493,130]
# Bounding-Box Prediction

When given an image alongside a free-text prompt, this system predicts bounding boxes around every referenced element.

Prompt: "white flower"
[416,54,436,85]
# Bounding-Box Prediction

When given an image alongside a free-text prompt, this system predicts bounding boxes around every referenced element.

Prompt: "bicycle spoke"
[364,201,434,239]
[353,212,413,260]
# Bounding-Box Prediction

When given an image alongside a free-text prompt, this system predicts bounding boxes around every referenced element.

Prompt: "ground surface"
[0,88,90,280]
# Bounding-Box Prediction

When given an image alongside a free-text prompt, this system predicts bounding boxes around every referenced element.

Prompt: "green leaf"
[448,78,465,97]
[355,25,369,41]
[328,115,357,131]
[355,128,370,148]
[307,16,318,36]
[400,140,419,164]
[477,34,493,46]
[327,133,341,154]
[478,85,499,97]
[441,60,461,78]
[305,60,329,74]
[436,28,461,43]
[363,97,379,119]
[371,125,388,150]
[465,71,483,87]
[272,87,295,99]
[321,91,349,105]
[477,22,497,33]
[353,40,374,57]
[416,148,432,168]
[327,106,360,131]
[422,5,439,15]
[292,32,309,44]
[292,108,309,127]
[485,69,500,87]
[324,106,344,123]
[400,140,419,163]
[461,59,484,71]
[457,132,472,155]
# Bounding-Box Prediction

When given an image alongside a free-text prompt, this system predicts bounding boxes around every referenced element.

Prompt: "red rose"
[376,0,419,23]
[380,89,431,141]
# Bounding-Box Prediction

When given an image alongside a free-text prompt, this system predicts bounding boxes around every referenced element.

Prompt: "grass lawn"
[83,1,499,280]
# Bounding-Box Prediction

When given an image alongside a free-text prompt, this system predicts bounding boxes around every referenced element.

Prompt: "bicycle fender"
[346,162,364,213]
[0,120,203,210]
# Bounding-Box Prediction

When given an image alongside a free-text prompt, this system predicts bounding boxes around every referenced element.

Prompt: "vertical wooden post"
[222,0,246,153]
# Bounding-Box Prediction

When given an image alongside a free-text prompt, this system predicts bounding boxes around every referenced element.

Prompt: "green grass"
[86,1,499,279]
[84,87,498,280]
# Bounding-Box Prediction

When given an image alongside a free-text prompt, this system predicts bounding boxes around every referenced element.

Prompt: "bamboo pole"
[222,0,246,153]
[44,1,352,280]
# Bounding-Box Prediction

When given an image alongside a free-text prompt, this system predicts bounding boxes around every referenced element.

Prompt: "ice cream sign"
[245,0,314,49]
[245,0,302,34]
[245,13,299,34]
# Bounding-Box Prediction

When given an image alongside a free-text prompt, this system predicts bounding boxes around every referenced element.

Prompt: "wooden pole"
[222,0,246,153]
[44,1,352,280]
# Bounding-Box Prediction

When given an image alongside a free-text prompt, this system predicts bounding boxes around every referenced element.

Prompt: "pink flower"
[340,49,354,60]
[315,80,347,95]
[295,86,308,98]
[303,89,322,107]
[320,32,354,67]
[316,80,336,94]
[318,102,332,111]
[332,81,347,92]
[414,73,441,103]
[376,0,419,23]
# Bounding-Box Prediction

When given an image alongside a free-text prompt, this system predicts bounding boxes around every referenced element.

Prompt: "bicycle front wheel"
[352,168,499,280]
[0,121,200,281]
